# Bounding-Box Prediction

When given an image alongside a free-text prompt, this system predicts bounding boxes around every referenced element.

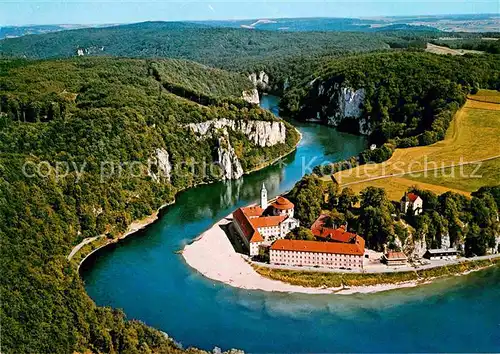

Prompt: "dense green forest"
[287,175,500,255]
[2,21,500,354]
[0,21,408,69]
[282,51,500,147]
[0,57,298,353]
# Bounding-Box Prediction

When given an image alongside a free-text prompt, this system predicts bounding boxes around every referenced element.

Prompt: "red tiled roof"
[385,251,407,260]
[271,237,365,256]
[271,196,294,210]
[241,206,264,218]
[233,208,264,243]
[311,215,356,243]
[251,215,287,228]
[406,193,419,202]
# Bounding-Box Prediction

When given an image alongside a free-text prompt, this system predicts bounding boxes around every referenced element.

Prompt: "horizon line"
[2,12,499,28]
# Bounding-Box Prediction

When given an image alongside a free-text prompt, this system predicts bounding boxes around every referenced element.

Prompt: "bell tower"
[260,183,268,210]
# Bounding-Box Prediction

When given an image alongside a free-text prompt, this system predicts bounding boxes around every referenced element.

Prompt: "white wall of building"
[270,249,363,269]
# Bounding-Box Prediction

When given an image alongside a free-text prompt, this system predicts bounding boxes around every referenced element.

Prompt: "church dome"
[271,196,294,210]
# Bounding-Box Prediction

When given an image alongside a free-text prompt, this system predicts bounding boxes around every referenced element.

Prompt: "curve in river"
[81,95,500,353]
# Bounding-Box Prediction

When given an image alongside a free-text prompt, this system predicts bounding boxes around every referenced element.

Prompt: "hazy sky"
[2,0,499,26]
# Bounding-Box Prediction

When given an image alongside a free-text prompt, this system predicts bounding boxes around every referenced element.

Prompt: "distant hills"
[0,21,394,69]
[2,13,498,41]
[0,24,117,40]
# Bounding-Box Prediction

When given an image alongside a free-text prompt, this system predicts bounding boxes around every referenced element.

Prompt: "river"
[81,95,500,353]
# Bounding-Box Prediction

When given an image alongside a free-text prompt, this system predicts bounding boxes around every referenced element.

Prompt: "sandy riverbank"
[182,213,425,294]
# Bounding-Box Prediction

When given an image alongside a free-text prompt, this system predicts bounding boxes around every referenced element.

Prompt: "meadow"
[327,90,500,200]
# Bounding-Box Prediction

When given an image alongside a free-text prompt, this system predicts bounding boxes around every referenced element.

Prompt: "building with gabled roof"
[383,251,408,266]
[232,184,300,256]
[424,248,458,260]
[311,215,355,243]
[401,192,423,215]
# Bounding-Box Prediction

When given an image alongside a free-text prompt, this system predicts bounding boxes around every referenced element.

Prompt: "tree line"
[286,175,500,255]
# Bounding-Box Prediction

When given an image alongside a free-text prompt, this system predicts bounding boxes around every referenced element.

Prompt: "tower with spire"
[260,183,268,210]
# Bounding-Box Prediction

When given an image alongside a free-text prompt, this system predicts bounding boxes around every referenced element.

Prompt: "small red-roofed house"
[401,192,423,215]
[382,251,408,266]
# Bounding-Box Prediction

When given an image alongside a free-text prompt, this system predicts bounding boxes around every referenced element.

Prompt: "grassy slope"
[327,90,500,200]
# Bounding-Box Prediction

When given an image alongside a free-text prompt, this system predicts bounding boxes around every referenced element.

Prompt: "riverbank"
[71,201,172,270]
[70,126,303,270]
[182,212,500,294]
[254,257,500,292]
[245,127,302,175]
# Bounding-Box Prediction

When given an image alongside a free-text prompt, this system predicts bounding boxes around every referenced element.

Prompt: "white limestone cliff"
[441,233,451,249]
[404,235,427,260]
[326,85,370,134]
[248,71,269,90]
[186,119,286,147]
[148,148,172,182]
[242,88,260,105]
[216,134,244,180]
[310,80,372,135]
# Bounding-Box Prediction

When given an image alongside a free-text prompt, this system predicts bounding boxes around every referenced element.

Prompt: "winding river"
[81,95,500,353]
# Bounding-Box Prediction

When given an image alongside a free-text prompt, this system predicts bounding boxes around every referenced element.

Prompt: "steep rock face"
[216,134,244,180]
[492,234,500,254]
[148,148,171,182]
[404,235,427,260]
[308,80,372,135]
[249,71,269,90]
[186,118,286,147]
[242,88,260,105]
[326,85,370,135]
[441,233,451,249]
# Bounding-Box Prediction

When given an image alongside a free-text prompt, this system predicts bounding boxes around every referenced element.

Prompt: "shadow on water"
[81,96,500,353]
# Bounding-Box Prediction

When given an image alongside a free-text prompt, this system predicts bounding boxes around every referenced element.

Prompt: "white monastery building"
[233,184,300,256]
[401,192,423,215]
[270,237,365,269]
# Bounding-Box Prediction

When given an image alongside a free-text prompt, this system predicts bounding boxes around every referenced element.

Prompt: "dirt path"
[67,236,102,260]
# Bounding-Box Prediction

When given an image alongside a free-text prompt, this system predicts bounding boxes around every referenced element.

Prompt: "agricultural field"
[425,42,484,56]
[405,157,500,193]
[328,90,500,200]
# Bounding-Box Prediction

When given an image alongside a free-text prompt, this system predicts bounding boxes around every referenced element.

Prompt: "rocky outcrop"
[148,148,171,182]
[186,119,286,147]
[76,46,105,56]
[326,85,370,135]
[308,80,372,135]
[404,235,427,260]
[441,233,451,249]
[328,84,370,134]
[492,234,500,254]
[242,88,260,105]
[249,71,269,90]
[216,133,244,180]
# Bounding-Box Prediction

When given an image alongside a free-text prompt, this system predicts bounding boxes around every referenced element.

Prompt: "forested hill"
[282,51,500,147]
[0,57,298,353]
[0,57,253,122]
[0,21,394,68]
